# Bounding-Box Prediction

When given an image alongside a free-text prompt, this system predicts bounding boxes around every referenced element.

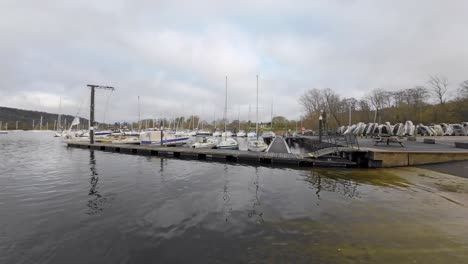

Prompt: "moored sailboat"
[248,75,268,152]
[217,76,239,150]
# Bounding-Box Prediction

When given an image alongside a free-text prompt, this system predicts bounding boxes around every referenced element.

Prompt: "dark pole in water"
[160,119,164,146]
[87,84,115,144]
[90,86,95,144]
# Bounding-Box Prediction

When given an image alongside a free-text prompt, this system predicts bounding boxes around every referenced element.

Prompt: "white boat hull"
[248,140,268,152]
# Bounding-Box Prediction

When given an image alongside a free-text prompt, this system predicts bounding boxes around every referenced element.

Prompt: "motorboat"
[192,137,217,149]
[261,131,276,144]
[236,130,247,137]
[213,128,222,137]
[111,136,140,144]
[221,130,233,137]
[217,137,239,150]
[196,130,212,136]
[175,130,189,137]
[247,131,257,138]
[247,137,268,152]
[140,130,189,146]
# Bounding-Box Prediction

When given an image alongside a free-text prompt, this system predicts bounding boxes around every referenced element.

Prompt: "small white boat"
[196,130,212,136]
[217,137,239,150]
[213,129,222,137]
[0,131,8,135]
[236,130,246,137]
[192,137,217,149]
[221,131,233,137]
[188,130,198,136]
[247,131,257,138]
[247,137,268,152]
[261,131,276,138]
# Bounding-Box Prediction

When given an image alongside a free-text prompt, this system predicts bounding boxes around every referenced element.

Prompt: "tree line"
[300,75,468,130]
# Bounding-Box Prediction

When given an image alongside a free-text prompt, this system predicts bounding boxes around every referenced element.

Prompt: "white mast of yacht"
[57,97,62,131]
[256,75,259,141]
[238,106,241,132]
[223,76,228,138]
[137,96,141,132]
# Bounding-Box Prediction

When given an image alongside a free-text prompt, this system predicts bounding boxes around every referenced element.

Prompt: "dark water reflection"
[1,132,468,263]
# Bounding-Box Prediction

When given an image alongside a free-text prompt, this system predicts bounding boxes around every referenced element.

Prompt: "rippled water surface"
[1,132,468,263]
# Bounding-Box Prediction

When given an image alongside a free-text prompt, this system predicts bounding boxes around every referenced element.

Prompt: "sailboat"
[217,76,239,150]
[248,75,268,152]
[261,100,276,144]
[236,106,246,137]
[191,137,218,149]
[54,97,63,137]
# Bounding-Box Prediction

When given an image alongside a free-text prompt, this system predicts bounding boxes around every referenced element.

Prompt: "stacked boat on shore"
[337,121,468,137]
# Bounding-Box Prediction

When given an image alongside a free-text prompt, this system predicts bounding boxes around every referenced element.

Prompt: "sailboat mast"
[238,106,240,132]
[270,99,273,130]
[248,104,251,130]
[256,75,259,141]
[137,96,141,132]
[224,76,227,135]
[57,97,62,131]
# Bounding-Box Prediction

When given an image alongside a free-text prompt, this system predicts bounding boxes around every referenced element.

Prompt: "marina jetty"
[65,135,468,168]
[65,138,356,168]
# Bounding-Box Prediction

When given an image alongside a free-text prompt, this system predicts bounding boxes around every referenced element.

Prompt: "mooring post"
[87,84,115,145]
[90,85,95,144]
[160,120,164,146]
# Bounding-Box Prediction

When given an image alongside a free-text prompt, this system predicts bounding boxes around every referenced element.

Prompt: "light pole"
[319,112,323,142]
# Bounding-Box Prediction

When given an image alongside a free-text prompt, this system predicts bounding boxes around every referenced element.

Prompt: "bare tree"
[299,88,325,115]
[322,88,342,127]
[428,74,449,104]
[368,89,387,122]
[459,80,468,99]
[407,86,429,105]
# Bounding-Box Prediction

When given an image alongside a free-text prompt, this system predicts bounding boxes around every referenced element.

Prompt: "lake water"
[1,132,468,263]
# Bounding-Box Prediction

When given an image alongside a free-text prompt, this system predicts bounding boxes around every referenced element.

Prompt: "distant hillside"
[0,106,89,130]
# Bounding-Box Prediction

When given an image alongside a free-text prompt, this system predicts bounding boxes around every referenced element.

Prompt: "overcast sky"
[1,0,467,122]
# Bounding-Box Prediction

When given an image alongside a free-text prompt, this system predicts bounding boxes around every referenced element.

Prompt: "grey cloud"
[1,0,467,122]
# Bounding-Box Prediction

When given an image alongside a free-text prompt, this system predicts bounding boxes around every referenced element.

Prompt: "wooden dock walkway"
[65,142,356,167]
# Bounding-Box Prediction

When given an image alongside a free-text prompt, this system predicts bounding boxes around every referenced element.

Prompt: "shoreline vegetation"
[300,76,468,130]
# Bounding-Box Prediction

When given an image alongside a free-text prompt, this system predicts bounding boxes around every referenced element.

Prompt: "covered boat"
[140,130,189,146]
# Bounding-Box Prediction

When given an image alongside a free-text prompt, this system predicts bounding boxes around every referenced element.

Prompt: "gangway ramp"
[266,137,291,154]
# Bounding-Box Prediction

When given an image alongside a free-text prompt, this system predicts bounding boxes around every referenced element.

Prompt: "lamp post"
[319,113,323,142]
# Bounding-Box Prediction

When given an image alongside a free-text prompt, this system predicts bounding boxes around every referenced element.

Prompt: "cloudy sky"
[1,0,467,122]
